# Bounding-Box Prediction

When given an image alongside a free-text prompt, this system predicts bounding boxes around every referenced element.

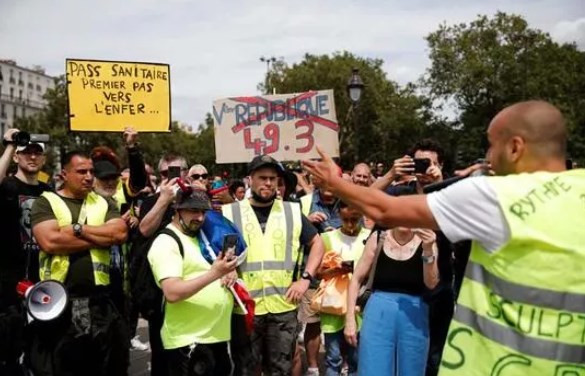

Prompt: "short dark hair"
[61,150,90,169]
[229,180,246,196]
[408,138,445,164]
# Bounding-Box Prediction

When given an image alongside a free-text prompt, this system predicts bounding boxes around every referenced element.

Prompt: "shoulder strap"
[157,228,184,258]
[365,230,386,290]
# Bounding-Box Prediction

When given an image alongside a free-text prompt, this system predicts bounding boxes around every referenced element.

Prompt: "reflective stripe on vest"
[300,193,313,216]
[39,191,111,286]
[223,199,302,315]
[439,170,585,376]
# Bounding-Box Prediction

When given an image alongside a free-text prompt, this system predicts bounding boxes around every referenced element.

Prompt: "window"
[1,104,6,118]
[36,84,41,91]
[18,89,22,99]
[28,82,33,89]
[0,67,3,81]
[21,107,25,117]
[10,87,14,98]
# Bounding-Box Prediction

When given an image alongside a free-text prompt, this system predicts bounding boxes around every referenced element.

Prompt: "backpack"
[130,228,184,320]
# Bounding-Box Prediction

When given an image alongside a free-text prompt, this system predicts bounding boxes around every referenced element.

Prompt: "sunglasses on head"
[190,173,209,180]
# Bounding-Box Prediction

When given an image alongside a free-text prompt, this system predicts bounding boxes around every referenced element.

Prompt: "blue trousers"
[358,291,429,376]
[324,330,358,376]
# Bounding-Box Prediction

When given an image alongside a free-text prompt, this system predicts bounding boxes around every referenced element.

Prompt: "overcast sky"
[2,0,583,128]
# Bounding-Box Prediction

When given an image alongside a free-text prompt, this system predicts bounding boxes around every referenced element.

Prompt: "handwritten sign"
[213,90,339,163]
[66,59,171,132]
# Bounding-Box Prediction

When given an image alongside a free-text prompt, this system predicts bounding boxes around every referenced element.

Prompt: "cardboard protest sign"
[213,90,339,163]
[66,59,171,132]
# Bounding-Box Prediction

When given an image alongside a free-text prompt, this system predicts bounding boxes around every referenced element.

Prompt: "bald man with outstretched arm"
[304,101,585,376]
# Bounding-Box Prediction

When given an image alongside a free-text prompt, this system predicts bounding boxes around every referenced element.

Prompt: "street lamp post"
[260,56,277,95]
[347,68,364,105]
[346,68,364,161]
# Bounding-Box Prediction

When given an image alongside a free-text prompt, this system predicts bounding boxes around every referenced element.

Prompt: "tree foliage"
[424,12,585,164]
[11,76,229,175]
[260,52,452,169]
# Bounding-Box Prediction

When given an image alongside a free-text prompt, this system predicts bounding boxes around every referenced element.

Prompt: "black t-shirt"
[373,241,426,296]
[30,194,119,297]
[0,177,51,305]
[250,203,318,246]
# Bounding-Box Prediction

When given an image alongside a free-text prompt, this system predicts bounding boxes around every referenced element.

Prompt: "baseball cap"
[174,189,211,211]
[247,155,284,175]
[94,160,120,179]
[16,142,45,153]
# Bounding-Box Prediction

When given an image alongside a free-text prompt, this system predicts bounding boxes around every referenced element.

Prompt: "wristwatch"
[301,271,313,282]
[72,223,83,238]
[421,251,436,264]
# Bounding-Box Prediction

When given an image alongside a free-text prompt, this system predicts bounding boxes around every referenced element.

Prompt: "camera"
[3,131,50,147]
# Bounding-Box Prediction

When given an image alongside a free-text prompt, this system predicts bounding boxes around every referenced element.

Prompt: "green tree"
[260,52,451,169]
[424,12,585,165]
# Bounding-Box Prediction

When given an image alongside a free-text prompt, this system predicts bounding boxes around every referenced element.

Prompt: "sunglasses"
[190,173,209,180]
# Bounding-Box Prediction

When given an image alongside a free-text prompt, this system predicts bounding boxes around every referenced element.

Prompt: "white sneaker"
[131,336,150,351]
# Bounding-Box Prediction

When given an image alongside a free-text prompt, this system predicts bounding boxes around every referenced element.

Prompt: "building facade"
[0,60,55,135]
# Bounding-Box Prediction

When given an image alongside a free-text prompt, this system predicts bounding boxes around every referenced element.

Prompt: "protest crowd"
[0,99,584,376]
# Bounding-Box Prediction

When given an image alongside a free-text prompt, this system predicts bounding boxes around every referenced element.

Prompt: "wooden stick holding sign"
[66,58,171,132]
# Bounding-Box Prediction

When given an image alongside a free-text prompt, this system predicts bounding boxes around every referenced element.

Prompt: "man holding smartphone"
[148,190,237,376]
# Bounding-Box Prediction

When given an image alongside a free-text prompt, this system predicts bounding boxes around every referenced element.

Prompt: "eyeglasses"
[190,173,209,180]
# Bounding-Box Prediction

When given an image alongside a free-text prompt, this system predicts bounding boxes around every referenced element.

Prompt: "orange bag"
[310,252,350,316]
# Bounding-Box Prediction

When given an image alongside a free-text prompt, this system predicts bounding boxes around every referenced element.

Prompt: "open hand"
[301,147,340,190]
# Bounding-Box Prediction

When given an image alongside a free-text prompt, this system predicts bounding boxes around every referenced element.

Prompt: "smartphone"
[221,234,239,258]
[413,158,431,174]
[120,203,130,215]
[341,260,354,271]
[168,166,181,179]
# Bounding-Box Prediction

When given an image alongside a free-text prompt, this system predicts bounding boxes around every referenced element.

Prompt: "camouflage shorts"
[231,310,298,376]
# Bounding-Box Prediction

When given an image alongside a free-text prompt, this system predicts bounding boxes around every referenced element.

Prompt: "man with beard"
[148,190,238,376]
[303,101,584,376]
[223,155,324,376]
[29,151,128,376]
[0,128,51,376]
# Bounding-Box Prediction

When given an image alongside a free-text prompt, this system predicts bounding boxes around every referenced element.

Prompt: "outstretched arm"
[303,148,438,230]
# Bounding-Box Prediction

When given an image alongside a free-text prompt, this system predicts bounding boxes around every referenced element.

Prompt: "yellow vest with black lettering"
[300,193,313,216]
[222,199,302,315]
[39,191,111,286]
[439,170,585,376]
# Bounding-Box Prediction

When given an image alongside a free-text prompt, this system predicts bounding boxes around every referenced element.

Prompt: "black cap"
[174,189,211,211]
[94,160,120,179]
[247,155,284,175]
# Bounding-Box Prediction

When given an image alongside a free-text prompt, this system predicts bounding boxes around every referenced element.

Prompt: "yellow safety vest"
[222,199,302,315]
[320,227,369,334]
[300,193,313,216]
[39,191,111,286]
[439,170,585,376]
